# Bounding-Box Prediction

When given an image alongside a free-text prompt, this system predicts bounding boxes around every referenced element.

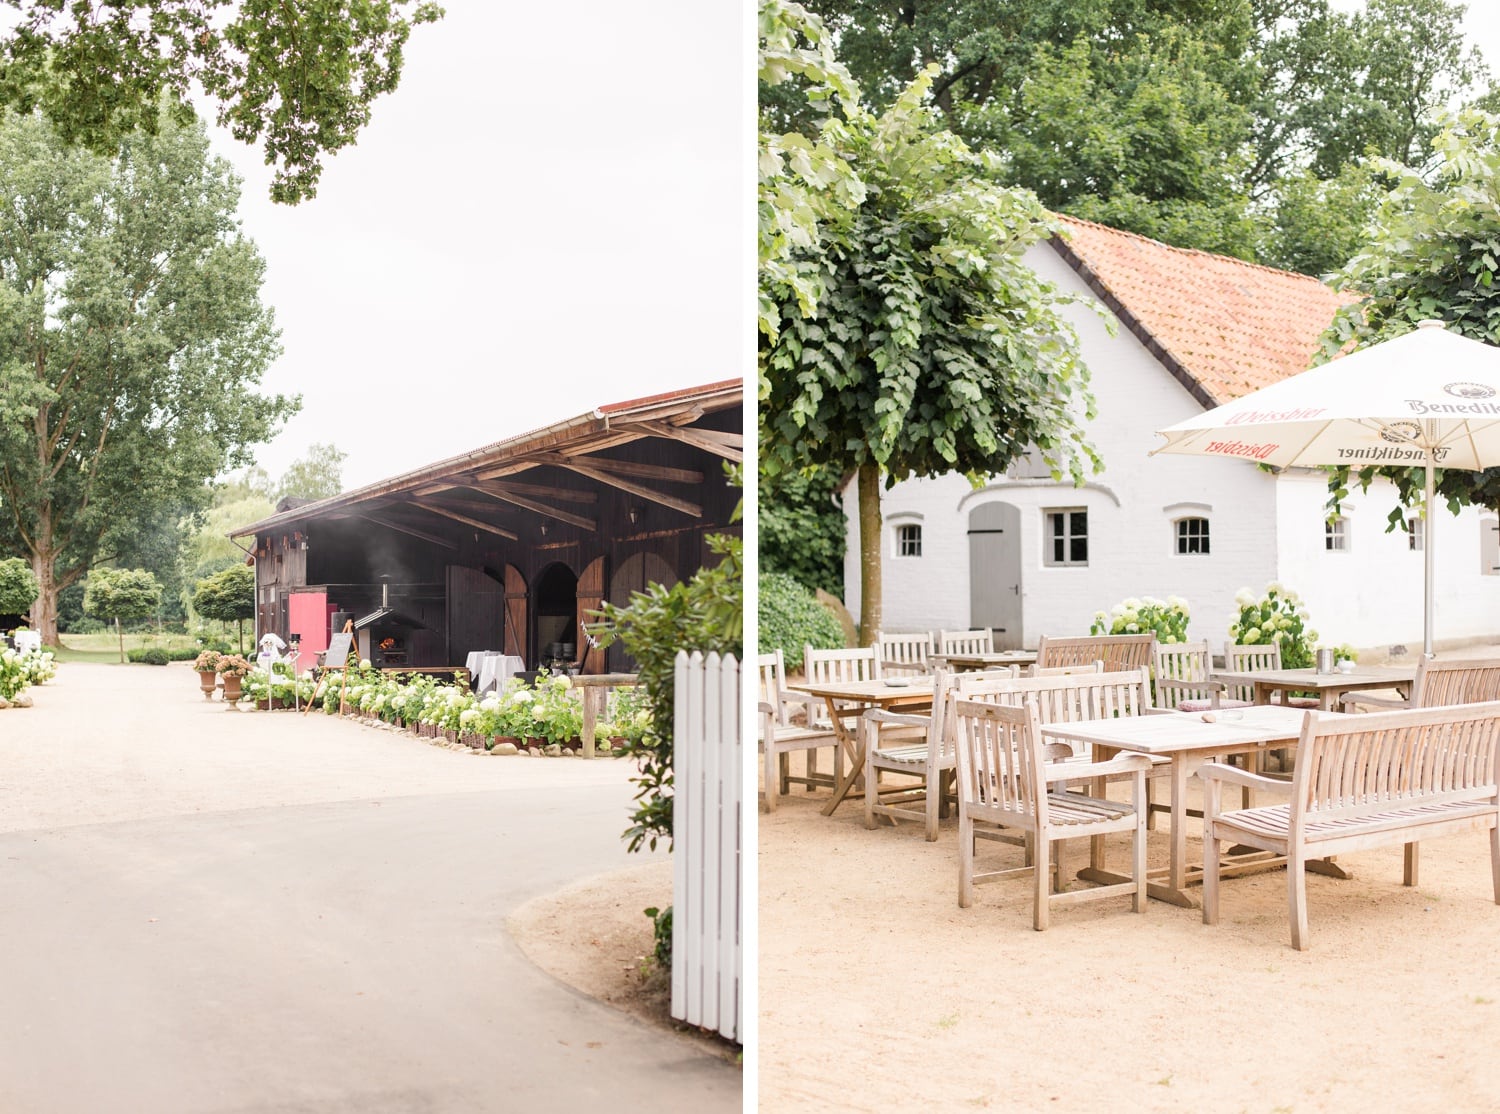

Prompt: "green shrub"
[1228,583,1318,669]
[131,647,170,665]
[64,617,106,635]
[1091,596,1190,643]
[758,572,843,671]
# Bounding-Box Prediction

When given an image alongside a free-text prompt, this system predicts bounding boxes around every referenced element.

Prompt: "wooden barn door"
[576,556,606,675]
[503,564,529,664]
[446,566,505,665]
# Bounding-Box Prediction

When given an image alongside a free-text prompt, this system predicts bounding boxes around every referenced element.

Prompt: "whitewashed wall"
[1273,469,1500,650]
[843,239,1282,648]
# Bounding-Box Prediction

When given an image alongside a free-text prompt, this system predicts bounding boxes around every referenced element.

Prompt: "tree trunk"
[116,617,125,663]
[29,539,60,647]
[857,461,883,647]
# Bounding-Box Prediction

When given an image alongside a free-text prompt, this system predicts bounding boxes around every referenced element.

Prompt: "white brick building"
[841,217,1500,653]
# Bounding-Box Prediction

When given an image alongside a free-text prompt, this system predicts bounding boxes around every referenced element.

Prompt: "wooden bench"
[1035,633,1155,673]
[1200,702,1500,950]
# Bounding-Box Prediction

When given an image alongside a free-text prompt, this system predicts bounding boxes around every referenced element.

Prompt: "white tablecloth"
[13,630,40,654]
[466,651,524,694]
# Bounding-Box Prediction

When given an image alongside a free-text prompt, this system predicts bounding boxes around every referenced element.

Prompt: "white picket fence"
[671,650,742,1043]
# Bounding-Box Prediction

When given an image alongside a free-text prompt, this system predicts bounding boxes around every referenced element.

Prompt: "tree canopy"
[0,0,444,204]
[0,555,38,618]
[84,566,161,660]
[275,442,348,503]
[0,105,298,645]
[759,1,1102,637]
[1321,108,1500,521]
[193,562,254,651]
[779,0,1493,272]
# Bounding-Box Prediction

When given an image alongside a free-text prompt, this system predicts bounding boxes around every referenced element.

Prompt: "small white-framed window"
[896,523,922,558]
[1044,509,1088,566]
[1482,517,1500,576]
[1406,516,1424,552]
[1326,516,1349,552]
[1174,517,1210,555]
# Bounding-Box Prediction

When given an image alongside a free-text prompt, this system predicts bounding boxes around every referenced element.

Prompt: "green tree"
[1319,108,1500,522]
[0,106,297,646]
[193,563,255,652]
[84,567,162,662]
[0,0,444,204]
[277,442,348,503]
[0,555,38,620]
[760,8,1101,640]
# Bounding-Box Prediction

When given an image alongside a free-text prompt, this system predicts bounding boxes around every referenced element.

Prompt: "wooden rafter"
[489,453,704,486]
[468,483,597,531]
[354,511,458,549]
[407,499,520,541]
[410,478,600,504]
[624,420,743,462]
[554,461,701,518]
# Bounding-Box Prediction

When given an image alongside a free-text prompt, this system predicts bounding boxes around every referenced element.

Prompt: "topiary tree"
[193,563,256,653]
[84,568,162,663]
[0,557,40,626]
[758,572,844,672]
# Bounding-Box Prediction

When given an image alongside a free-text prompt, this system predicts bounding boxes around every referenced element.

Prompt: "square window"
[1326,517,1348,552]
[1175,517,1210,555]
[896,523,922,558]
[1045,509,1088,566]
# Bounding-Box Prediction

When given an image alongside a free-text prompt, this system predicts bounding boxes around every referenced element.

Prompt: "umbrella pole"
[1424,457,1436,659]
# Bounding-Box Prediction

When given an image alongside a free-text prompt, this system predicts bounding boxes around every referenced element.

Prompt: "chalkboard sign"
[325,631,355,669]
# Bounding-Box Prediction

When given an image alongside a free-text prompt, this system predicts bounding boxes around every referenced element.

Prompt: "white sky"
[213,1,749,489]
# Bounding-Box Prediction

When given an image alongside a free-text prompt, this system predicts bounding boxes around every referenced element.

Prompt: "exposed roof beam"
[554,461,701,518]
[492,453,704,485]
[625,420,743,462]
[412,477,599,504]
[354,511,459,549]
[468,483,597,531]
[407,499,520,541]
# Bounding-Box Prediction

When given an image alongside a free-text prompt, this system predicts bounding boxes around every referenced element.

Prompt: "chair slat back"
[939,629,994,655]
[876,631,935,674]
[954,697,1045,823]
[804,645,882,686]
[757,651,790,728]
[1410,658,1500,708]
[1036,634,1155,672]
[1027,661,1103,677]
[1152,640,1215,709]
[1290,701,1500,821]
[1224,642,1282,703]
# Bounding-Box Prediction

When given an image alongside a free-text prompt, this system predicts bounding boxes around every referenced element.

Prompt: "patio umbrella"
[1153,320,1500,658]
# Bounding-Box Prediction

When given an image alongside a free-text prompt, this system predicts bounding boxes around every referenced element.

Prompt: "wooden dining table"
[1038,704,1351,907]
[1211,664,1416,710]
[933,650,1038,672]
[785,677,936,815]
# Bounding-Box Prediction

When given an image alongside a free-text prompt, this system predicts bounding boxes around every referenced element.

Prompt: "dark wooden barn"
[229,380,742,675]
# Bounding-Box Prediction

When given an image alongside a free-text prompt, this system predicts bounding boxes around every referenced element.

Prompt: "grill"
[353,581,427,668]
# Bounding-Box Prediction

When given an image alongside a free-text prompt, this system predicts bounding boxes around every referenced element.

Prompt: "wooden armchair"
[938,629,994,656]
[758,650,838,812]
[1225,642,1318,708]
[1035,633,1155,673]
[863,669,959,841]
[954,697,1152,929]
[876,630,935,676]
[1153,640,1249,713]
[1340,656,1500,712]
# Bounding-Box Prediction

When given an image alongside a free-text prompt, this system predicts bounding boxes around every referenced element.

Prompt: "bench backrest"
[1036,633,1155,673]
[876,631,935,674]
[1290,702,1500,825]
[1410,658,1500,708]
[958,668,1151,757]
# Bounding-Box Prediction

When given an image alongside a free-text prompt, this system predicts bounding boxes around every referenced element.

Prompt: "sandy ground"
[759,712,1500,1112]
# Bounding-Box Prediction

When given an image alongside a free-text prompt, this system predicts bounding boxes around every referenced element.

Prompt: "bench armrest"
[1340,692,1410,712]
[1045,754,1152,782]
[864,709,931,728]
[1196,762,1293,795]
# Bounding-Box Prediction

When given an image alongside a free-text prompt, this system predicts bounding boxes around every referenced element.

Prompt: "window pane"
[1071,537,1088,563]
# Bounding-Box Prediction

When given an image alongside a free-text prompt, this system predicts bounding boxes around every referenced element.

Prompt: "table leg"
[820,700,863,816]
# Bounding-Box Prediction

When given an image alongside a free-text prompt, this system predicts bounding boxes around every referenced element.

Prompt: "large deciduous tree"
[0,106,297,646]
[759,2,1101,640]
[1321,108,1500,522]
[193,562,255,652]
[277,441,348,503]
[0,0,444,204]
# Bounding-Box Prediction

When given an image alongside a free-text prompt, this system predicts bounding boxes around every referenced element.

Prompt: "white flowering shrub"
[1091,596,1190,643]
[1227,583,1317,669]
[0,648,33,700]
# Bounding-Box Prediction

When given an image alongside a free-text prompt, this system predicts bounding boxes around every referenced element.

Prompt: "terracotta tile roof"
[1050,215,1355,408]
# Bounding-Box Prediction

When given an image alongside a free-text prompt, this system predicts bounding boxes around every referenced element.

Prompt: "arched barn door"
[607,550,678,672]
[503,564,528,663]
[576,556,606,674]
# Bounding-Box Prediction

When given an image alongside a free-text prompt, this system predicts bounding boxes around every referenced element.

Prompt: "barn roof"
[1050,215,1356,409]
[229,378,742,541]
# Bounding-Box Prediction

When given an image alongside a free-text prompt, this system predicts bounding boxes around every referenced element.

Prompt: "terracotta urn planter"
[197,671,218,699]
[220,675,243,702]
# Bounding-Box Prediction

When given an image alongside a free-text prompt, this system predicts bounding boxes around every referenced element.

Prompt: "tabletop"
[1038,704,1311,755]
[787,677,936,703]
[938,651,1038,669]
[1212,665,1414,690]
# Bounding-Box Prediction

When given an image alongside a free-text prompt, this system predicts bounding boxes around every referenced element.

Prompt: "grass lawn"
[45,630,247,664]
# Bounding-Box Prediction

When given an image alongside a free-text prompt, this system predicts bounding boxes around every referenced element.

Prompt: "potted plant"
[193,650,223,699]
[217,654,252,703]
